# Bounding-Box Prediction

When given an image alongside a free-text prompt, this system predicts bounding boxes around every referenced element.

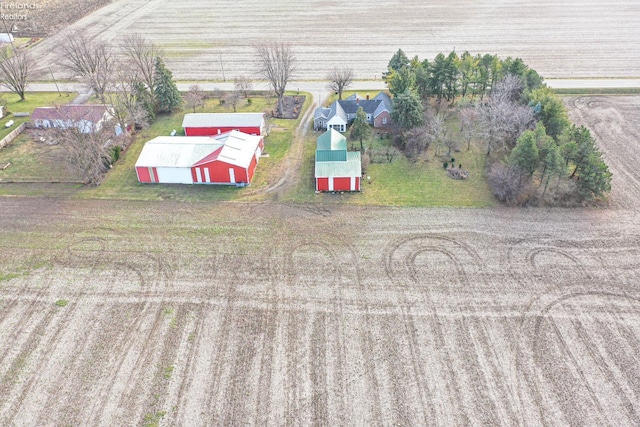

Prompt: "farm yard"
[1,0,640,425]
[1,96,640,424]
[30,0,640,81]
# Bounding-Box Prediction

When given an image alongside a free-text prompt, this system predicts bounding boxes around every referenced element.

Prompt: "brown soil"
[269,95,306,119]
[10,0,111,37]
[1,96,640,425]
[29,0,640,81]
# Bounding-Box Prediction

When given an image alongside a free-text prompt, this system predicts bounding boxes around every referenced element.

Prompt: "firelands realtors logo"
[0,2,38,21]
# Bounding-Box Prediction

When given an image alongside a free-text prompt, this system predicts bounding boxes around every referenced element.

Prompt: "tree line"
[383,49,612,205]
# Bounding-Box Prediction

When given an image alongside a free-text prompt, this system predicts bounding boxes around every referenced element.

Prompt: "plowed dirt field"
[31,0,640,81]
[1,97,640,425]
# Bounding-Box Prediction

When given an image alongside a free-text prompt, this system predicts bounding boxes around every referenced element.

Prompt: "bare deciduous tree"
[327,67,354,100]
[255,42,296,117]
[488,161,531,205]
[405,125,432,160]
[121,33,162,95]
[263,111,274,137]
[57,29,115,102]
[459,107,480,150]
[426,112,450,157]
[103,66,151,135]
[234,76,253,98]
[225,91,241,112]
[0,47,38,101]
[476,75,534,156]
[184,84,205,113]
[49,115,118,185]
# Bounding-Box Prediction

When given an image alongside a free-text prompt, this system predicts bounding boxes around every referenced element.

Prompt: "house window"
[383,117,387,125]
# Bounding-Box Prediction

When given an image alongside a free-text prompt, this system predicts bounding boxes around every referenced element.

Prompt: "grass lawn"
[0,92,77,140]
[284,130,494,207]
[283,107,496,207]
[0,132,83,182]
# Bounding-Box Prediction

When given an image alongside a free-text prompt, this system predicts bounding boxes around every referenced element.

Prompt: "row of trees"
[383,49,611,205]
[384,48,543,103]
[58,30,183,132]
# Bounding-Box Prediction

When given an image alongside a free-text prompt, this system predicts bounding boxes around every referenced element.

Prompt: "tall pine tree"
[153,57,182,113]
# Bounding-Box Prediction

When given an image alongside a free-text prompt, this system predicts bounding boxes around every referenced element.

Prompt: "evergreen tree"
[387,66,415,97]
[153,57,182,113]
[134,81,155,121]
[350,106,371,153]
[392,89,424,131]
[562,125,612,200]
[540,141,564,198]
[384,49,410,78]
[529,87,570,140]
[509,130,539,175]
[576,152,612,201]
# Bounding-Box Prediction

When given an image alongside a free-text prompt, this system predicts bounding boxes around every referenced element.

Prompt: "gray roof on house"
[338,99,381,115]
[32,105,112,123]
[330,101,348,123]
[314,107,331,120]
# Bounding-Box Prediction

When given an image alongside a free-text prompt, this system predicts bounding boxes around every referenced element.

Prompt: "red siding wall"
[317,177,329,191]
[136,166,158,183]
[136,167,151,183]
[184,126,262,136]
[374,111,391,128]
[246,155,257,183]
[315,176,360,191]
[333,177,352,191]
[192,162,251,184]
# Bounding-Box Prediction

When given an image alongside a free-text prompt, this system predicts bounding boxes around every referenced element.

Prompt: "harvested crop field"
[31,0,640,81]
[5,0,111,37]
[1,96,640,425]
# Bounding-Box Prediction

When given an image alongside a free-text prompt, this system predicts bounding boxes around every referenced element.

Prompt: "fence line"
[0,123,27,149]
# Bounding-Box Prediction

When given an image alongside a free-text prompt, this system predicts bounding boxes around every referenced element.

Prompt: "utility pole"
[49,67,62,97]
[219,52,225,82]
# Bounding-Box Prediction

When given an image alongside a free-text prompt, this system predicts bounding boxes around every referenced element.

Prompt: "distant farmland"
[31,0,640,81]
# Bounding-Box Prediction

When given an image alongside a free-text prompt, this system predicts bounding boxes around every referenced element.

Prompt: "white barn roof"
[182,113,264,129]
[136,131,261,169]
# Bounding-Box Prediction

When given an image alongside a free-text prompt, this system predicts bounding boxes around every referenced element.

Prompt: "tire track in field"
[515,284,640,426]
[283,238,360,425]
[109,304,169,421]
[200,251,274,424]
[383,234,487,426]
[33,303,107,426]
[0,301,82,425]
[567,309,640,425]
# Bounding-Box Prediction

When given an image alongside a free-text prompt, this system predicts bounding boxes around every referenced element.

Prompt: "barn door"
[229,168,236,183]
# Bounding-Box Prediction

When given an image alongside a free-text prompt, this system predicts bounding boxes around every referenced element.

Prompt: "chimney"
[366,93,370,100]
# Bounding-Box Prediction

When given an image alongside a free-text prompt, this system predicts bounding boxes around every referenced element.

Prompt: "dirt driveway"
[1,96,640,425]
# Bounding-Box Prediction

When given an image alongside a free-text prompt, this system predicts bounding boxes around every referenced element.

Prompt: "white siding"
[156,167,193,184]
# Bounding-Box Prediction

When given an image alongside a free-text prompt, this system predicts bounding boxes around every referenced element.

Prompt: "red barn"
[182,113,265,136]
[315,129,361,192]
[135,131,263,185]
